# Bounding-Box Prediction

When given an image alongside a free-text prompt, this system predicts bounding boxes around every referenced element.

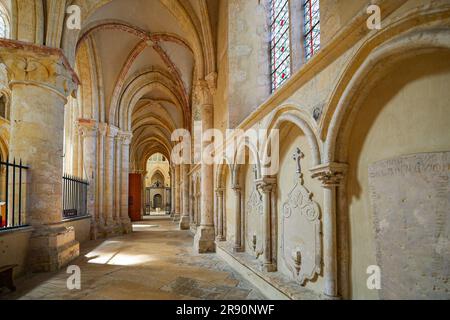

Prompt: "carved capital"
[107,125,120,139]
[98,123,108,137]
[77,119,98,138]
[215,188,225,197]
[310,162,348,187]
[205,72,217,95]
[118,131,133,146]
[193,80,213,106]
[232,185,241,194]
[256,177,277,194]
[0,39,79,100]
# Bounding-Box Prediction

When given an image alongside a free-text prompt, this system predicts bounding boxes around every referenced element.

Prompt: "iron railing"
[62,174,88,219]
[0,158,28,230]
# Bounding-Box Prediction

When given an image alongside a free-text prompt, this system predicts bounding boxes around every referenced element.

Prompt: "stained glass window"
[0,7,9,39]
[304,0,320,61]
[270,0,291,92]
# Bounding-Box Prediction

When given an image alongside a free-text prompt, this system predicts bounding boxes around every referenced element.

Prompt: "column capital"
[310,162,348,187]
[205,72,217,95]
[98,123,108,137]
[256,177,277,193]
[193,79,213,106]
[118,131,133,145]
[107,125,120,138]
[0,39,79,100]
[77,119,98,137]
[232,185,241,193]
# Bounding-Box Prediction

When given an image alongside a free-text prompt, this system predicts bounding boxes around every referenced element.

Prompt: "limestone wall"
[215,0,450,299]
[0,227,33,278]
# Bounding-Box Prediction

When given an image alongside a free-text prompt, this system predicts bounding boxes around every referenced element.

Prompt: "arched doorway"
[153,194,162,210]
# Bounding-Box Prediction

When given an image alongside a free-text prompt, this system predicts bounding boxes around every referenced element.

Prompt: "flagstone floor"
[0,218,265,300]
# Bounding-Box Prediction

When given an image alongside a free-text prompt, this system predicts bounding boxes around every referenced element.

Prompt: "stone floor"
[0,218,265,300]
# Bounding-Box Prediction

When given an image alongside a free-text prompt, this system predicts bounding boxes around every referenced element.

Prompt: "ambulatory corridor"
[1,218,264,300]
[0,0,449,301]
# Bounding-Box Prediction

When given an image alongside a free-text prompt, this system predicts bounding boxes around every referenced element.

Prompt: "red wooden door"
[128,173,142,222]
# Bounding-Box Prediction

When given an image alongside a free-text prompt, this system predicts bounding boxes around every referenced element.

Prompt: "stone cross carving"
[281,147,321,286]
[293,148,305,175]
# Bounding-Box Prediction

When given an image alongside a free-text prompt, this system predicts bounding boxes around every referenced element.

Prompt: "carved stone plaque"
[282,175,321,285]
[246,184,263,259]
[368,152,450,299]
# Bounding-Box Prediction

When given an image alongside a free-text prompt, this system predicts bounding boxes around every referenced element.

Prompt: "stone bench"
[0,264,17,292]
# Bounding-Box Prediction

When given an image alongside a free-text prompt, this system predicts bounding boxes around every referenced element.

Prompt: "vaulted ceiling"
[73,0,218,169]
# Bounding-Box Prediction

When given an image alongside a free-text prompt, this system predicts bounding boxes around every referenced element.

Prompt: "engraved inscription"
[368,152,450,299]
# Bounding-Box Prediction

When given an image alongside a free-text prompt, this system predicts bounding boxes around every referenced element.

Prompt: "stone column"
[114,134,122,230]
[257,177,277,272]
[78,119,99,239]
[97,123,107,235]
[119,132,133,233]
[215,188,225,241]
[311,162,348,299]
[173,165,181,221]
[194,81,216,253]
[170,169,175,217]
[104,125,118,233]
[179,164,190,229]
[71,117,81,177]
[232,185,243,252]
[0,40,79,271]
[166,187,171,214]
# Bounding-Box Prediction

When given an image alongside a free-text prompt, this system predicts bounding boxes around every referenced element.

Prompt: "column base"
[260,262,277,273]
[216,235,226,242]
[173,214,180,222]
[90,220,98,240]
[27,226,80,273]
[179,216,190,230]
[193,226,216,253]
[121,218,132,234]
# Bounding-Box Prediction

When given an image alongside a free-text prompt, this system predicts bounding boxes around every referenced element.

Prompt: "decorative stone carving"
[368,152,450,299]
[282,148,321,285]
[193,80,213,106]
[246,167,264,258]
[310,162,348,187]
[0,39,78,100]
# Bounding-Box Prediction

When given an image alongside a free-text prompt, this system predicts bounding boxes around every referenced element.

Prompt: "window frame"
[269,0,292,93]
[303,0,321,62]
[0,3,10,39]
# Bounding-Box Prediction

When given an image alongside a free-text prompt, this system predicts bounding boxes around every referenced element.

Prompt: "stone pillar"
[173,165,181,221]
[97,123,107,235]
[232,186,243,252]
[311,163,348,299]
[193,81,216,253]
[215,188,225,241]
[257,177,277,272]
[170,169,175,217]
[78,119,99,239]
[104,125,119,233]
[72,117,81,177]
[114,134,122,230]
[179,164,190,229]
[119,132,133,233]
[0,40,79,271]
[166,187,171,214]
